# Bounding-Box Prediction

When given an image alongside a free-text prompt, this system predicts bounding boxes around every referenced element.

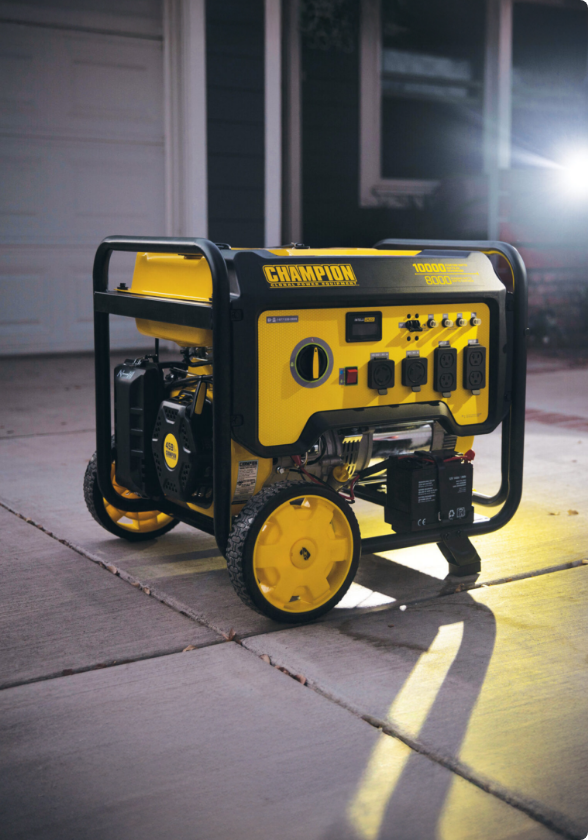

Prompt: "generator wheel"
[83,447,179,542]
[226,481,360,623]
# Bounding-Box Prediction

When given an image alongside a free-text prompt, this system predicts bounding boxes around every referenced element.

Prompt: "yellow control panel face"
[258,304,490,447]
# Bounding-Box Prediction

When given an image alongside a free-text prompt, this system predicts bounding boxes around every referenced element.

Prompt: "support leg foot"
[438,533,481,577]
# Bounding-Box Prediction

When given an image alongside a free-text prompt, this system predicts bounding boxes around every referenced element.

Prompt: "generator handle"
[361,239,527,553]
[92,235,233,555]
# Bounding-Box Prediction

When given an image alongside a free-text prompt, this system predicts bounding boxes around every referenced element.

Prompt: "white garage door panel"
[0,151,48,240]
[0,38,41,119]
[0,1,163,38]
[71,149,165,234]
[65,37,163,132]
[0,26,163,142]
[0,139,164,244]
[0,253,55,345]
[0,4,165,355]
[0,248,153,354]
[0,274,50,335]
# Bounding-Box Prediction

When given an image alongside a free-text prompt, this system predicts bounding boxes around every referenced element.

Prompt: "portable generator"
[86,236,527,623]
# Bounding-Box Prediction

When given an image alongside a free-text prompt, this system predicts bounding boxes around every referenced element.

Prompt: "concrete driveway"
[0,351,586,840]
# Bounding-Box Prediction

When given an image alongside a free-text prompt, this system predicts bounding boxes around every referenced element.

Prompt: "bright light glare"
[335,582,395,609]
[559,152,588,197]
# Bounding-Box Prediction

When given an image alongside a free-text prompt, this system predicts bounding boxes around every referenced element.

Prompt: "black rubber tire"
[83,446,179,542]
[226,481,360,623]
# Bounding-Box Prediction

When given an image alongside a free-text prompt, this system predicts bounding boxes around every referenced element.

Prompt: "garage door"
[0,2,165,355]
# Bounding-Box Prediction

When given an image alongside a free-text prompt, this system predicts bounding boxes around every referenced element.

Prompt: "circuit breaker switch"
[405,319,423,332]
[344,367,358,385]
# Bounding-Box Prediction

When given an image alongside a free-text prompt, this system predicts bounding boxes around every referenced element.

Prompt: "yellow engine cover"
[131,252,213,347]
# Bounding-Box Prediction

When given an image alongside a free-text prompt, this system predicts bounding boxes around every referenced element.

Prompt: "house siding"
[301,13,449,249]
[207,0,265,246]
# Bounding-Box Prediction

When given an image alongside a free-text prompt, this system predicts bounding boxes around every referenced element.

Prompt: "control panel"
[257,305,491,447]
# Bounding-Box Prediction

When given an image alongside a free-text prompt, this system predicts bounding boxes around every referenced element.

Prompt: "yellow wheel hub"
[103,464,175,534]
[252,493,354,613]
[290,537,317,569]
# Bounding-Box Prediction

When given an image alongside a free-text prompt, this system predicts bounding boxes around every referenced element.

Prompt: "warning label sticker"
[267,315,299,324]
[448,473,467,494]
[417,479,437,505]
[232,460,259,504]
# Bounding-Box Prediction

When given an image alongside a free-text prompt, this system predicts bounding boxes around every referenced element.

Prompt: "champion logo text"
[263,264,358,288]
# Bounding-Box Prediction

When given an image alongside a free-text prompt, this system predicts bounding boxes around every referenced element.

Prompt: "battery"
[384,451,474,533]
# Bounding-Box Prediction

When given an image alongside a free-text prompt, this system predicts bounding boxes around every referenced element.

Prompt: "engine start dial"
[295,344,328,382]
[290,338,334,388]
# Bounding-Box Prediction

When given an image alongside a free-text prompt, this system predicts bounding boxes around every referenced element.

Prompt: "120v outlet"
[433,347,457,394]
[463,345,487,392]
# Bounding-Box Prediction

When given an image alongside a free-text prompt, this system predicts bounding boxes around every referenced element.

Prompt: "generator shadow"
[325,548,458,620]
[320,575,497,840]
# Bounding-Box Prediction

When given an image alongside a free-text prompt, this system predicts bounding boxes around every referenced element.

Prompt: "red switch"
[345,367,358,385]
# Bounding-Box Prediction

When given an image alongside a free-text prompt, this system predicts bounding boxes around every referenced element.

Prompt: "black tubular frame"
[358,239,527,555]
[92,236,526,561]
[92,236,232,554]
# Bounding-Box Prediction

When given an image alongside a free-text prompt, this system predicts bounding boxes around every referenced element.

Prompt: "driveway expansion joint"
[231,558,588,644]
[359,712,584,840]
[0,639,228,692]
[3,498,587,645]
[394,559,588,610]
[240,638,585,840]
[0,499,229,640]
